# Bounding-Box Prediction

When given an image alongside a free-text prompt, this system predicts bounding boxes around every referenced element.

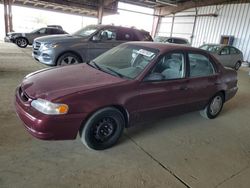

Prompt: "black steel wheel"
[80,107,125,150]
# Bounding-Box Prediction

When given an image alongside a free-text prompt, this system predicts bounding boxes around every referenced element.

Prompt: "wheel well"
[15,37,28,42]
[112,105,129,127]
[218,90,225,101]
[80,105,129,133]
[56,51,83,65]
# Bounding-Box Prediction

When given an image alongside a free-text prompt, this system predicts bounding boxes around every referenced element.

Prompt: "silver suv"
[32,25,153,66]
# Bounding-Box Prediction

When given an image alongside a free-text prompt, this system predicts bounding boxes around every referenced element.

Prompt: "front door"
[137,52,190,121]
[86,27,122,61]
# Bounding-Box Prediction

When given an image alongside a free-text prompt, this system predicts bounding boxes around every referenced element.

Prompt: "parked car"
[4,27,68,48]
[154,36,190,45]
[199,44,243,70]
[32,25,153,66]
[15,42,238,150]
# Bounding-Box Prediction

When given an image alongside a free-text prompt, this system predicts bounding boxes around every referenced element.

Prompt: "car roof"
[125,41,203,53]
[88,24,150,33]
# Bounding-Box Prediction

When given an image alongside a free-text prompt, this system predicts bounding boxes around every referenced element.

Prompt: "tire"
[200,92,224,119]
[16,37,28,48]
[80,107,125,150]
[57,52,81,66]
[234,61,241,70]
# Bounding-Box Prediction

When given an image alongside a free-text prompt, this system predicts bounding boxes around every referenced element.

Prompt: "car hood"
[35,34,88,43]
[21,64,126,101]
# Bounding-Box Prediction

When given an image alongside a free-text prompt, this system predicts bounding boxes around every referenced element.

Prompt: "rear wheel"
[234,61,241,70]
[80,107,125,150]
[16,37,28,48]
[57,52,81,66]
[200,93,224,119]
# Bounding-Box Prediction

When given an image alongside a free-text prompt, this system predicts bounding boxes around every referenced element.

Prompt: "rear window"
[172,38,188,44]
[136,31,153,41]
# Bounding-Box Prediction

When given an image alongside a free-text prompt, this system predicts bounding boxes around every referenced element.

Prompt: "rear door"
[216,47,231,67]
[186,51,219,110]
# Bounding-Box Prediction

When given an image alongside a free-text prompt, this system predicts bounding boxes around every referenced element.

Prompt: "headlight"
[31,98,68,115]
[40,43,58,51]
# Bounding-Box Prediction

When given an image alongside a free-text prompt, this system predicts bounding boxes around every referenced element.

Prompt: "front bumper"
[32,49,57,66]
[4,36,14,43]
[15,87,86,140]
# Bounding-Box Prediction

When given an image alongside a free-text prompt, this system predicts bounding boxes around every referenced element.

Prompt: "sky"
[0,2,153,40]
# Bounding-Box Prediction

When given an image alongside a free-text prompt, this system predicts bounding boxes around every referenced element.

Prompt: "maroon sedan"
[15,42,238,150]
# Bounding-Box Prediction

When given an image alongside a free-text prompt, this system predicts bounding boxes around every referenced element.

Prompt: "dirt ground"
[0,42,250,188]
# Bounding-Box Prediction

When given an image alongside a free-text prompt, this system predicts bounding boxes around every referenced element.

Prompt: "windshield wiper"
[104,67,126,78]
[86,60,102,70]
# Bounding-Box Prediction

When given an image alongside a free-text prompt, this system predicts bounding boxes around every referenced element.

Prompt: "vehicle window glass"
[206,45,221,52]
[220,47,230,55]
[37,28,46,34]
[93,44,158,79]
[188,53,215,78]
[173,39,188,44]
[98,28,117,41]
[73,25,98,37]
[230,47,238,54]
[167,38,173,43]
[117,29,134,41]
[151,52,185,80]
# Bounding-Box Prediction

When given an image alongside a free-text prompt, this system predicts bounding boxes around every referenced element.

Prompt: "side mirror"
[92,35,100,42]
[144,73,164,81]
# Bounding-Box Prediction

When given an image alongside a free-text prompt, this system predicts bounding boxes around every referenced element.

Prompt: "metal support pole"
[151,8,161,38]
[8,0,13,32]
[190,8,198,46]
[98,0,104,24]
[170,13,175,37]
[4,0,9,35]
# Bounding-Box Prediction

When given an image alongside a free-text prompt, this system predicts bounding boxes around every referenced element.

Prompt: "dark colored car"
[199,44,243,70]
[4,27,68,48]
[32,25,153,66]
[15,42,238,150]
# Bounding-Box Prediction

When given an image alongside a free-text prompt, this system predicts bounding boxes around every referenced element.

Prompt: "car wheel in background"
[234,61,241,70]
[200,92,224,119]
[16,37,28,48]
[80,107,125,150]
[57,52,81,66]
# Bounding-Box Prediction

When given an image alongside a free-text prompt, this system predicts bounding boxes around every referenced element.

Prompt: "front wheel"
[16,37,28,48]
[200,93,224,119]
[57,52,81,66]
[80,107,125,150]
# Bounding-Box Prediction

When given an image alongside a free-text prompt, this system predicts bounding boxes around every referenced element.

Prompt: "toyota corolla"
[15,42,238,150]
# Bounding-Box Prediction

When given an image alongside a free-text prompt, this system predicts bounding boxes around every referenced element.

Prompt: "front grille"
[19,87,29,102]
[33,41,41,50]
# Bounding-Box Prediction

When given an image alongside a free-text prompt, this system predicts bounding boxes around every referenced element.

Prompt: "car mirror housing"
[144,73,164,82]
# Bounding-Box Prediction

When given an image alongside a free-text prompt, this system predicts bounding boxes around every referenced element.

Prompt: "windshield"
[31,28,41,33]
[73,25,99,37]
[90,44,159,79]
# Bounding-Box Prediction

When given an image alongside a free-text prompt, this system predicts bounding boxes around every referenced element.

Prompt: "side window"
[117,29,134,41]
[188,53,215,78]
[99,28,116,41]
[173,39,188,44]
[230,47,238,54]
[151,52,185,80]
[37,28,46,34]
[220,47,230,55]
[167,38,173,43]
